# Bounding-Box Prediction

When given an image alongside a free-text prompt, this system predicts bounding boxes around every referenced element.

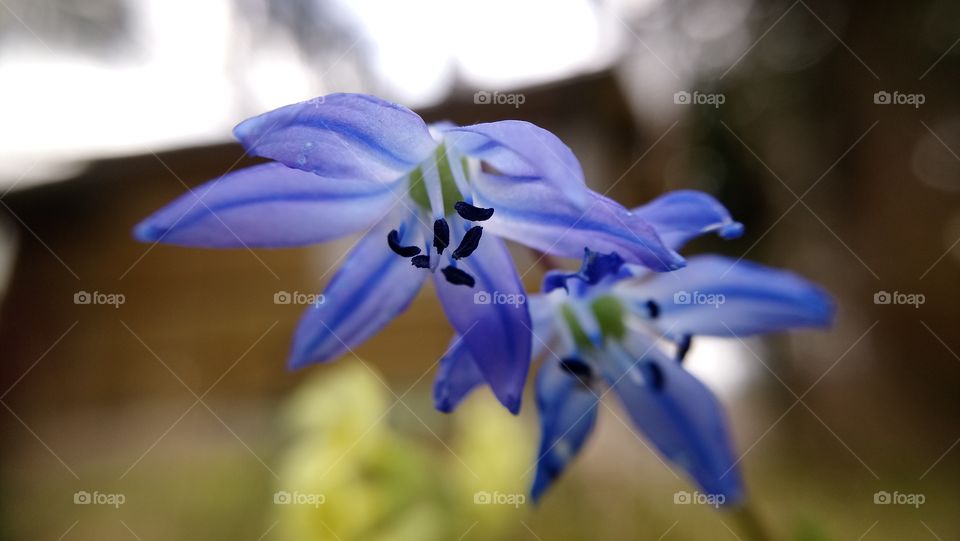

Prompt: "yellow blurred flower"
[272,360,535,541]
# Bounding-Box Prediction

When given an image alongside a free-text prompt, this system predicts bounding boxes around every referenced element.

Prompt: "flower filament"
[386,144,495,287]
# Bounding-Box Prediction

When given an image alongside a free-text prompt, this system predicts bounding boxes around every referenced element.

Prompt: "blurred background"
[1,0,958,539]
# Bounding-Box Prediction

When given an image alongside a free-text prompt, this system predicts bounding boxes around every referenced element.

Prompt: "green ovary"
[560,295,628,352]
[590,295,627,341]
[408,144,464,215]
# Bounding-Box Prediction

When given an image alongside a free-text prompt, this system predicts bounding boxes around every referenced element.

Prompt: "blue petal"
[531,358,600,502]
[431,236,531,414]
[134,163,397,247]
[233,93,437,184]
[631,190,743,250]
[434,293,559,413]
[443,120,587,201]
[529,295,558,361]
[433,335,485,413]
[626,255,835,337]
[603,344,743,503]
[289,229,427,368]
[472,175,685,271]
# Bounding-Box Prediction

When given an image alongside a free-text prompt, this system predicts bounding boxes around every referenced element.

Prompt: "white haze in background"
[0,0,757,393]
[0,0,618,185]
[0,0,756,184]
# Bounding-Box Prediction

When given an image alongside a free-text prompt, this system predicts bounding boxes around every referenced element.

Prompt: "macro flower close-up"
[133,92,695,412]
[1,2,958,540]
[438,216,834,504]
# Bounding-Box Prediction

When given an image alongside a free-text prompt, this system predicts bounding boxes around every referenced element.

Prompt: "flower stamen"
[454,201,495,222]
[387,230,422,257]
[452,226,483,260]
[645,300,660,319]
[433,218,450,254]
[411,255,430,268]
[643,362,665,391]
[559,357,594,388]
[676,335,692,363]
[441,265,475,287]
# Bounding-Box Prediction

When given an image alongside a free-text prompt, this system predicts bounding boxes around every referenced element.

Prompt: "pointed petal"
[435,291,560,413]
[473,175,685,271]
[443,120,586,200]
[531,358,600,502]
[233,93,437,184]
[603,343,743,503]
[631,190,744,250]
[433,335,486,413]
[289,230,427,368]
[432,236,531,413]
[133,163,398,247]
[623,255,835,337]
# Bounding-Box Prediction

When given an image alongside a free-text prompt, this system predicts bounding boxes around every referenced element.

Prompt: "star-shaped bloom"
[134,93,704,413]
[434,214,833,503]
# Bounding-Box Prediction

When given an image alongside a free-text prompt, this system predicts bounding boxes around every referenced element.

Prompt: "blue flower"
[434,210,833,504]
[133,93,690,414]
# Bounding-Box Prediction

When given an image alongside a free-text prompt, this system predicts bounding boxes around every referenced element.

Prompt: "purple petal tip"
[719,221,745,239]
[133,220,166,243]
[504,393,522,415]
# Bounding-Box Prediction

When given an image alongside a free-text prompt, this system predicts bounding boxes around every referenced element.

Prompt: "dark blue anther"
[441,265,475,287]
[452,226,483,260]
[643,361,665,391]
[645,300,660,319]
[411,255,430,268]
[387,230,421,257]
[454,201,495,222]
[433,218,450,254]
[676,334,692,363]
[559,357,593,386]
